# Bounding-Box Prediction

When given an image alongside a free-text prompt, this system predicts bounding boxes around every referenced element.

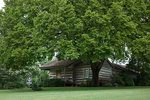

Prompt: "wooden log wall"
[74,61,112,85]
[48,61,113,85]
[99,61,112,81]
[48,67,73,82]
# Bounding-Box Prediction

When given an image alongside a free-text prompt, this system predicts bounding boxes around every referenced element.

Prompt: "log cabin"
[40,60,138,86]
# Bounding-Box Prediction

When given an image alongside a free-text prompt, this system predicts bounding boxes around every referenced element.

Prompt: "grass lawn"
[0,87,150,100]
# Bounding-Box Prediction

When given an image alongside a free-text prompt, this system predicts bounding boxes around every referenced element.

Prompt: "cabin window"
[84,68,90,78]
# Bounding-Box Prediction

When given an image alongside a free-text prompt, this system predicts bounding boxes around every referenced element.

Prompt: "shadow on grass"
[1,86,150,93]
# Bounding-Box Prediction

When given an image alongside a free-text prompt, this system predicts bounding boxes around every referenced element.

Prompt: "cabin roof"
[40,60,139,74]
[40,60,76,70]
[106,60,139,74]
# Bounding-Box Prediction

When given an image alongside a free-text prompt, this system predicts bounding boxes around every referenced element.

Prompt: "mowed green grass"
[0,87,150,100]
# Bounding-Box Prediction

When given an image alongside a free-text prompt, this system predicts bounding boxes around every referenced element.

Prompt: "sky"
[0,0,4,9]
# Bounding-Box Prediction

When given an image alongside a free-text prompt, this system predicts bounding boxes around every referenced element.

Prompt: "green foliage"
[47,79,65,87]
[112,72,135,86]
[128,56,150,86]
[137,72,150,86]
[30,68,50,90]
[80,78,93,87]
[39,71,50,87]
[30,70,64,90]
[0,0,150,86]
[31,76,42,91]
[1,0,149,70]
[0,67,26,89]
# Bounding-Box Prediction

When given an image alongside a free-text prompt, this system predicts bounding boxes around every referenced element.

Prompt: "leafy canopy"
[0,0,150,69]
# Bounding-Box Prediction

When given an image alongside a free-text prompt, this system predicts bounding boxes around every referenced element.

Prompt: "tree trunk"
[91,61,104,87]
[91,67,99,86]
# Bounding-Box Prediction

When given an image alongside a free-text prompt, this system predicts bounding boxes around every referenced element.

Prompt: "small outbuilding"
[40,60,138,86]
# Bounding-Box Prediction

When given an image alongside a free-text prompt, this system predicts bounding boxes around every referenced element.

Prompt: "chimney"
[51,52,59,61]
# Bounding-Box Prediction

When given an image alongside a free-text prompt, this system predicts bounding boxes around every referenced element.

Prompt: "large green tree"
[0,0,150,86]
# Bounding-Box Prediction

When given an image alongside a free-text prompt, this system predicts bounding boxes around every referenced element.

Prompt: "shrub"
[0,68,26,89]
[0,83,2,89]
[4,81,25,89]
[30,68,50,90]
[102,82,113,87]
[39,71,50,87]
[31,77,42,91]
[85,78,92,87]
[136,72,150,86]
[112,72,135,86]
[80,78,92,87]
[65,80,73,86]
[48,79,65,87]
[124,77,135,86]
[112,75,125,86]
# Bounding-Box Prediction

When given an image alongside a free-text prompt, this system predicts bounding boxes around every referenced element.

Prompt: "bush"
[39,71,50,87]
[112,75,125,86]
[102,82,113,87]
[112,72,135,86]
[124,77,135,86]
[136,72,150,86]
[31,77,42,91]
[30,69,50,90]
[0,83,2,89]
[31,82,42,91]
[80,79,92,87]
[65,80,73,86]
[4,81,25,89]
[0,68,26,89]
[48,79,65,87]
